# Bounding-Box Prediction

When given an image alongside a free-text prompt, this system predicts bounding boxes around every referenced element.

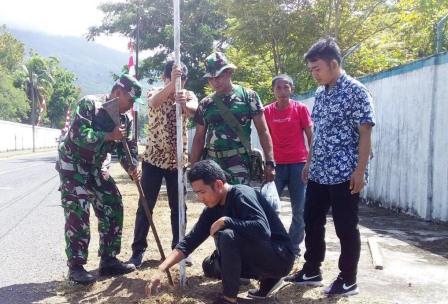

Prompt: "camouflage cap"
[115,74,143,104]
[204,52,236,78]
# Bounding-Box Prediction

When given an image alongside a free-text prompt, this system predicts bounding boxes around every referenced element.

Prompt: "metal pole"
[436,14,448,54]
[342,43,361,66]
[133,6,140,142]
[30,72,36,153]
[173,0,186,288]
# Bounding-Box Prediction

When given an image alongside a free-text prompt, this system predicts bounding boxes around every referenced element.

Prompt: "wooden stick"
[121,139,174,286]
[368,237,384,270]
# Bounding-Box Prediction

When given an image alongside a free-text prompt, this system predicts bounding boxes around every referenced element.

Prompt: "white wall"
[0,120,60,152]
[299,53,448,222]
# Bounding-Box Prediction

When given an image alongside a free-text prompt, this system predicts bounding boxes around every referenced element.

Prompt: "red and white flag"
[128,41,136,78]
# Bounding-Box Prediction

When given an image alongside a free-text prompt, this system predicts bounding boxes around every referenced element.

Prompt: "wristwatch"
[265,160,276,168]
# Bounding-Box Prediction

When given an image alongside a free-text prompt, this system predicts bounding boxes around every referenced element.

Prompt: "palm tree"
[15,55,54,151]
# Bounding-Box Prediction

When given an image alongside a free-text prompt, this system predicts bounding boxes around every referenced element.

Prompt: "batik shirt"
[309,73,376,185]
[194,85,263,152]
[143,90,197,170]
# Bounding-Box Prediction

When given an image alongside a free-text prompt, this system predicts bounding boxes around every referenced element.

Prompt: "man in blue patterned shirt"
[285,38,375,296]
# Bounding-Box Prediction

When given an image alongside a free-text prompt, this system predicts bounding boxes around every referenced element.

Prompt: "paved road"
[0,152,65,303]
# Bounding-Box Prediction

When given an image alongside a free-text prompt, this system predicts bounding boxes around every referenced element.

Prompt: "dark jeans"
[202,229,294,298]
[275,163,306,256]
[302,180,360,283]
[131,161,186,254]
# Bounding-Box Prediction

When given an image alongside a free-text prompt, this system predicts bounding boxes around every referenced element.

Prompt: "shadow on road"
[359,203,448,259]
[0,281,61,304]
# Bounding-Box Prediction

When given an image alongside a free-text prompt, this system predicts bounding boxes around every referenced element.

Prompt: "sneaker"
[99,256,136,276]
[283,269,323,286]
[68,265,96,285]
[324,276,359,296]
[247,278,283,299]
[128,251,144,268]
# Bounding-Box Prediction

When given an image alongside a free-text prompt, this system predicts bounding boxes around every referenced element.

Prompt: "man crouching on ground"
[146,160,294,304]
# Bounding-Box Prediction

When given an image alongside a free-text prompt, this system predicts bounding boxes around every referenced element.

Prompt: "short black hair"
[304,37,342,65]
[187,160,228,186]
[164,60,188,80]
[272,74,294,88]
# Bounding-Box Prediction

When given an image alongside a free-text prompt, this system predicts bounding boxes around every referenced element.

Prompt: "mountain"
[10,28,128,95]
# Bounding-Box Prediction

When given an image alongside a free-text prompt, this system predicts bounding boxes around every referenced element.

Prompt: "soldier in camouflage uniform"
[56,74,142,285]
[190,52,276,185]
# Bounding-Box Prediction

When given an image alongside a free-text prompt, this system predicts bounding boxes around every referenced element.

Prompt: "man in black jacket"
[146,160,294,304]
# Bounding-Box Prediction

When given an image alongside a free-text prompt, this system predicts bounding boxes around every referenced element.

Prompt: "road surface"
[0,151,65,303]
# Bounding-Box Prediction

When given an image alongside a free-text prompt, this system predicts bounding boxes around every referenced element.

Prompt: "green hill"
[10,28,128,95]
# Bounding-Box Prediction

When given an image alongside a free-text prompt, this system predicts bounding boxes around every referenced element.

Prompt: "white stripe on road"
[0,163,42,176]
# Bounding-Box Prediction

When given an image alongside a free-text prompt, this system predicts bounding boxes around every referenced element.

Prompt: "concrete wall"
[0,120,60,152]
[297,52,448,222]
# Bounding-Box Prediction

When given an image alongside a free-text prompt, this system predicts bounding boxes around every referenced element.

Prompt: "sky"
[0,0,129,52]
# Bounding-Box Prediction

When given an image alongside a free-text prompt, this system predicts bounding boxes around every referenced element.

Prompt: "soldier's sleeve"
[116,112,138,173]
[246,89,263,118]
[69,97,106,152]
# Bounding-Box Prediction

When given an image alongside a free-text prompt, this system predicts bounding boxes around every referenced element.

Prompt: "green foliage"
[0,26,25,73]
[47,66,80,128]
[88,0,227,100]
[0,67,29,121]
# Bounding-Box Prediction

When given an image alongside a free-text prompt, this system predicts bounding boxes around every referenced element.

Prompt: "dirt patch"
[37,162,447,304]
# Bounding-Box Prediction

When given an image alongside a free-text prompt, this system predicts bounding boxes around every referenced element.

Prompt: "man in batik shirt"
[128,61,198,267]
[285,38,375,297]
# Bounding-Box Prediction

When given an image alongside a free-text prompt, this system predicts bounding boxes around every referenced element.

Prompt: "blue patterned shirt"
[309,73,376,185]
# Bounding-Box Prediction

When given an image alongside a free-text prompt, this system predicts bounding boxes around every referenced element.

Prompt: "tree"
[88,0,226,99]
[0,68,29,121]
[14,54,54,125]
[0,26,25,73]
[46,65,80,129]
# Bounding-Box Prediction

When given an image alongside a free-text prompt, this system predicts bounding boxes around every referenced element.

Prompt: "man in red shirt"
[264,74,313,259]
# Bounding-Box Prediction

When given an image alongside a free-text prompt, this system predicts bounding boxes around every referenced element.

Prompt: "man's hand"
[210,217,227,237]
[105,124,126,141]
[350,168,365,194]
[264,165,275,182]
[301,163,310,184]
[145,270,163,298]
[128,167,141,181]
[175,89,188,107]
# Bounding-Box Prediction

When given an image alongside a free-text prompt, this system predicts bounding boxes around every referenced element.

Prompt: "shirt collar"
[325,71,347,94]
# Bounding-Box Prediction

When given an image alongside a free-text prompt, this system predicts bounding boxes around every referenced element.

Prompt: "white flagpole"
[173,0,186,288]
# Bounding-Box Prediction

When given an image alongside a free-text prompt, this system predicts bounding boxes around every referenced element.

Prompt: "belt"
[206,147,246,158]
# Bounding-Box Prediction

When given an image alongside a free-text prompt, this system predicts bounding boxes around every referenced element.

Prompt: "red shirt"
[264,99,312,164]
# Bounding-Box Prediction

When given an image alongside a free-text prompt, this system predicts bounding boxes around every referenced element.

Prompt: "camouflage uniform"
[194,85,263,185]
[56,94,138,267]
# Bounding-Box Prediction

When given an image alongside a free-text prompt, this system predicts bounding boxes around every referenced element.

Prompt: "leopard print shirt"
[143,90,196,170]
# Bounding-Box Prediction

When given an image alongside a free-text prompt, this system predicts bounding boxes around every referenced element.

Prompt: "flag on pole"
[128,40,136,78]
[37,97,46,126]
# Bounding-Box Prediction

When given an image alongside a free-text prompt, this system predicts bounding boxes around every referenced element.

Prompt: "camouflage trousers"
[208,152,250,185]
[59,169,123,267]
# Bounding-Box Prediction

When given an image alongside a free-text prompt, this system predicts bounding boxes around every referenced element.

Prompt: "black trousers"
[302,180,360,283]
[131,161,186,253]
[202,229,294,298]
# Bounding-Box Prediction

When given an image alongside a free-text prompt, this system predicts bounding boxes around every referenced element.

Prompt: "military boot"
[68,265,96,285]
[99,256,136,276]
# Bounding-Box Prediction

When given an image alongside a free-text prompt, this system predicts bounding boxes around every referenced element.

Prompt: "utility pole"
[435,14,448,54]
[30,71,36,153]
